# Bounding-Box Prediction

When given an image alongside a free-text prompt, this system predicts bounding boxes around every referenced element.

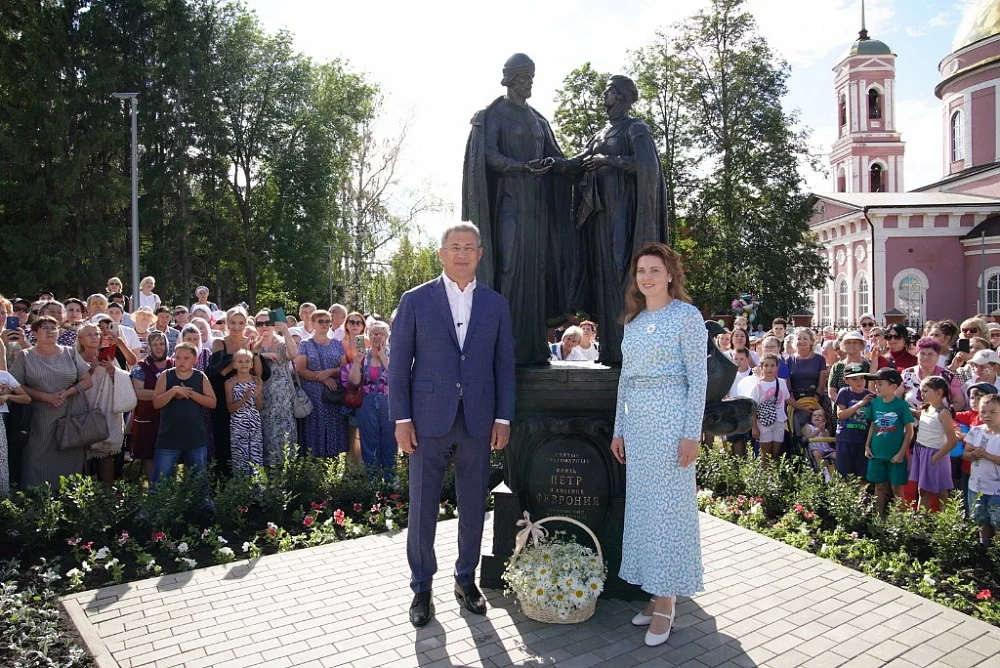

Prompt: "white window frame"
[976,267,1000,315]
[892,268,929,325]
[855,273,870,320]
[820,282,831,325]
[837,276,850,326]
[951,110,965,161]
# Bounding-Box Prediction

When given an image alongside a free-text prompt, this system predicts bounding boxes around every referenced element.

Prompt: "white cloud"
[895,96,944,189]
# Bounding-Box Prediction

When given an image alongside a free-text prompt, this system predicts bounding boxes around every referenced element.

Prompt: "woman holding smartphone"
[342,321,395,480]
[339,312,368,462]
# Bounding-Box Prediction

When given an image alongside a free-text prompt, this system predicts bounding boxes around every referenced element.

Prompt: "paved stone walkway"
[62,512,1000,668]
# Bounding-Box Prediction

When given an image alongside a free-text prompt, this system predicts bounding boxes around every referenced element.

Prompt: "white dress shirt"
[442,271,475,350]
[396,273,508,426]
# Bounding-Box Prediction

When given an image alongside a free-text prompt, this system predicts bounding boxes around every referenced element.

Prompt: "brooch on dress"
[646,324,657,334]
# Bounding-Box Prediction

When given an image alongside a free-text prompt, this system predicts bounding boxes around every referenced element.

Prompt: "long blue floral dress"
[298,338,348,457]
[614,299,707,597]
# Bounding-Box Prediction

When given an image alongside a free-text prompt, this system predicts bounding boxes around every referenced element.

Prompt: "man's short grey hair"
[441,223,482,248]
[330,303,347,317]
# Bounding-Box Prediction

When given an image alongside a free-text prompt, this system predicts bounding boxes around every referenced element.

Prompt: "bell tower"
[830,0,905,193]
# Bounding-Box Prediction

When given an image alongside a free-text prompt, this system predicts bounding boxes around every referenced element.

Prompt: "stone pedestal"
[479,362,644,600]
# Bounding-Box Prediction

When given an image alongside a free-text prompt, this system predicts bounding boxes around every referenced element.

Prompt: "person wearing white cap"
[988,322,1000,349]
[190,286,218,313]
[967,349,1000,393]
[827,331,870,402]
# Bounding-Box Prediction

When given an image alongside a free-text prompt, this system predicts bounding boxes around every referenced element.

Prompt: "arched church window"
[839,95,847,128]
[836,166,846,192]
[821,283,831,325]
[952,110,965,161]
[857,276,869,318]
[897,274,924,325]
[987,274,1000,315]
[868,88,881,119]
[869,163,884,192]
[837,278,849,325]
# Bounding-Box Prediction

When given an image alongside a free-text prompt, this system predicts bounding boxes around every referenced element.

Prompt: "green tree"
[673,0,826,319]
[366,235,442,317]
[630,34,698,242]
[552,62,610,155]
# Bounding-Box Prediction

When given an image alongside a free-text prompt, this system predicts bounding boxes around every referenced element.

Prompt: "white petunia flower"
[216,536,228,545]
[179,558,197,569]
[104,558,120,570]
[218,547,234,557]
[385,519,395,531]
[66,568,81,578]
[177,542,189,553]
[242,541,252,553]
[94,547,110,560]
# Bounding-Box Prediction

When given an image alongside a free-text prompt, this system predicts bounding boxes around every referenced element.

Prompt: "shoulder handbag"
[110,367,138,414]
[342,355,366,409]
[290,364,314,418]
[56,384,110,451]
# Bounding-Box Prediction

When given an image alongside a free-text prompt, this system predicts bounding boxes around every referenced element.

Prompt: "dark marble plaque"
[525,439,609,528]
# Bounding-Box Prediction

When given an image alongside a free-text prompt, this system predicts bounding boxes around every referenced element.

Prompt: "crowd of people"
[0,283,398,496]
[716,313,1000,544]
[2,272,999,550]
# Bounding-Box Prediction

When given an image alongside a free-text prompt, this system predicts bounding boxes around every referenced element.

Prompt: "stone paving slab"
[62,512,1000,668]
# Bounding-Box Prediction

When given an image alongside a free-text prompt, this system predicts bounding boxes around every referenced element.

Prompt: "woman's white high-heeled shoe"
[631,598,656,626]
[644,597,677,647]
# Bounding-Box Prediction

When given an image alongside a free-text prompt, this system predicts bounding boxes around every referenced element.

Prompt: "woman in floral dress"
[295,310,347,457]
[255,311,298,464]
[610,242,707,648]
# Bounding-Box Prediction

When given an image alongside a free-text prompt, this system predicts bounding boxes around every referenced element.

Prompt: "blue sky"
[245,0,974,240]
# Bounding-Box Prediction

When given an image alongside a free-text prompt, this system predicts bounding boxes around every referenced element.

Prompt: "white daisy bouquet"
[502,512,606,624]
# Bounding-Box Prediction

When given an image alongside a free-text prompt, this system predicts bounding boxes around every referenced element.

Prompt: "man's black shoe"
[409,591,434,628]
[454,582,487,615]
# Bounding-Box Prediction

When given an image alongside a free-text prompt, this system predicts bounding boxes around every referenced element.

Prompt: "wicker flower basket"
[507,515,604,624]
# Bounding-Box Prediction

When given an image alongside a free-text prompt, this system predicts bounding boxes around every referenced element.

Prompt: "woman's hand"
[323,378,338,391]
[610,437,625,464]
[100,359,116,376]
[45,392,66,408]
[316,368,333,381]
[679,438,699,467]
[261,352,281,362]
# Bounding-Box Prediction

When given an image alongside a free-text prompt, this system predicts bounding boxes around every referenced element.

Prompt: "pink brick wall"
[972,87,997,166]
[885,236,966,320]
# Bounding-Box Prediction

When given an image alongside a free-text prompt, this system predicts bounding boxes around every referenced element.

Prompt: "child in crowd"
[911,376,960,510]
[0,370,30,497]
[955,382,997,508]
[226,349,263,474]
[863,367,915,516]
[750,354,790,462]
[803,409,836,481]
[150,343,216,483]
[725,348,754,457]
[964,394,1000,545]
[835,364,874,482]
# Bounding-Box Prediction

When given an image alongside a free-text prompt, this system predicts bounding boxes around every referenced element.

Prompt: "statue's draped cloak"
[462,97,573,366]
[572,117,668,364]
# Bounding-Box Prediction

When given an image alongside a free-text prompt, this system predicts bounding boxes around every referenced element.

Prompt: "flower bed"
[696,448,1000,626]
[0,455,460,668]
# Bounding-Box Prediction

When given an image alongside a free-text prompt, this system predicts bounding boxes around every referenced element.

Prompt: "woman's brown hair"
[624,242,690,324]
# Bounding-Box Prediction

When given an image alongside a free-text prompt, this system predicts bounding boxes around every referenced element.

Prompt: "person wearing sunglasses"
[254,310,299,465]
[294,310,348,458]
[874,323,916,373]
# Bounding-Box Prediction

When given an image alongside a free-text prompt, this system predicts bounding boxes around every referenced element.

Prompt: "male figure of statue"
[555,75,668,365]
[462,53,570,366]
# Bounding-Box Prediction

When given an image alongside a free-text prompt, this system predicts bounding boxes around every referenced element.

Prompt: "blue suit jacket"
[389,276,516,439]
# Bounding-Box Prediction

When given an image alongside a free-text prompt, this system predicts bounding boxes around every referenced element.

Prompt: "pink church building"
[809,0,1000,327]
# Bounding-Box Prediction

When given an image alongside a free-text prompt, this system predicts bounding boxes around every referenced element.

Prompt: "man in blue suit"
[390,222,516,628]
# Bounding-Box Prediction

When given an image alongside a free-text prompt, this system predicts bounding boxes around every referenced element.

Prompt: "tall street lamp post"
[112,92,140,309]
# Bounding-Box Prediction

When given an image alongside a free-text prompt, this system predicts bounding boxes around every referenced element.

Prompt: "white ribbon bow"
[514,511,548,554]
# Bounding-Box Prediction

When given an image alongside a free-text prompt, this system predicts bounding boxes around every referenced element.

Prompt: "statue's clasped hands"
[582,154,609,170]
[524,157,555,175]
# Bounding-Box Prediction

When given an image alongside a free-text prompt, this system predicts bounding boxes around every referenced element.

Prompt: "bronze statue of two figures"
[461,53,753,436]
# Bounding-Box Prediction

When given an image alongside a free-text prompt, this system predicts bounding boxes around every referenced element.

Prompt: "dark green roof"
[849,38,894,56]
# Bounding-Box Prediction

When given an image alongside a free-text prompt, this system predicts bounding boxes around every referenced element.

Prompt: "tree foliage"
[0,0,431,313]
[551,0,827,319]
[552,62,610,156]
